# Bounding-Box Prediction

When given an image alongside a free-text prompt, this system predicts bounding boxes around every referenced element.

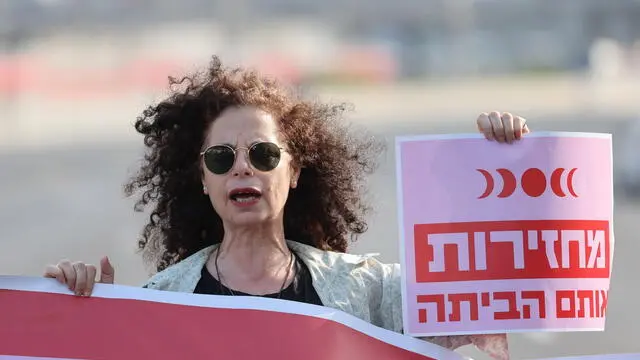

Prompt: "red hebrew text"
[414,220,610,282]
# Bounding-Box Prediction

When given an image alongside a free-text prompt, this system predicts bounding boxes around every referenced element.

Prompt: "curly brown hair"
[124,56,385,273]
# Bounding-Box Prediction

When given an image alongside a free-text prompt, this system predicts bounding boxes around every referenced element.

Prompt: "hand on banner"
[471,333,509,360]
[44,256,115,296]
[477,111,530,143]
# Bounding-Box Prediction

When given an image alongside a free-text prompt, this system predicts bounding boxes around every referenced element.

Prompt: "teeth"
[232,194,259,202]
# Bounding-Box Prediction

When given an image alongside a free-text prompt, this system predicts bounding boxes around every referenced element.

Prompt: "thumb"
[99,256,115,284]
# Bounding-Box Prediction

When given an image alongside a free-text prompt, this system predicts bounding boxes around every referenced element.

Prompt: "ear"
[202,174,208,194]
[290,165,301,189]
[200,162,208,195]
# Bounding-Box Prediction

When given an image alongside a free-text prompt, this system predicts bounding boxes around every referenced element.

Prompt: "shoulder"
[288,240,403,332]
[287,240,398,279]
[142,245,215,292]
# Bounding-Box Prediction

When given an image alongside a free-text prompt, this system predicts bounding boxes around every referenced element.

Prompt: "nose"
[231,148,253,177]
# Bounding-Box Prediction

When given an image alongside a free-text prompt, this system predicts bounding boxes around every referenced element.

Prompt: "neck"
[208,221,294,294]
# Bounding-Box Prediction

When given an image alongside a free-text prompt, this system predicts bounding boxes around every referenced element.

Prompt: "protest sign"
[0,276,467,360]
[395,132,614,337]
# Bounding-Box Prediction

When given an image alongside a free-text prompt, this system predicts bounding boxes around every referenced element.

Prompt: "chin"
[230,211,272,226]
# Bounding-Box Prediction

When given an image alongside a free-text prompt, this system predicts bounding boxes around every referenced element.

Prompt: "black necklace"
[214,247,295,299]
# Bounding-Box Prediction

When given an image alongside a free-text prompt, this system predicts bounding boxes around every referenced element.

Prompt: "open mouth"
[228,188,262,203]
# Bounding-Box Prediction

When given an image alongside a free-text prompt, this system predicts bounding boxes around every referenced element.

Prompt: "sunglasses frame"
[200,141,285,175]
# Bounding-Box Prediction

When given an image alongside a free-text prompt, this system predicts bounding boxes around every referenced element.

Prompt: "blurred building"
[2,0,640,84]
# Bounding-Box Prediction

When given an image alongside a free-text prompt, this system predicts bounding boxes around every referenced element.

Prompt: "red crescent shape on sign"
[476,169,494,199]
[567,168,579,197]
[550,168,566,197]
[496,168,517,198]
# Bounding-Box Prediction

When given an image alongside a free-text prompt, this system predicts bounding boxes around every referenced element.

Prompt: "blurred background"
[1,0,640,359]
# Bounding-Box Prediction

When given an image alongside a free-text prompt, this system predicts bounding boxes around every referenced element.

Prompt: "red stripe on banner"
[0,290,434,360]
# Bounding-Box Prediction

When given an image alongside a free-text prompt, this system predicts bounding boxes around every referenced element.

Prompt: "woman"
[44,56,529,360]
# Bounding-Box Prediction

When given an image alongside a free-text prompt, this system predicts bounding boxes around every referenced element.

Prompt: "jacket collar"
[142,240,371,297]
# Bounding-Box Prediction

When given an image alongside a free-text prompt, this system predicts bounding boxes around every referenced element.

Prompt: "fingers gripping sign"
[477,111,530,143]
[43,255,115,297]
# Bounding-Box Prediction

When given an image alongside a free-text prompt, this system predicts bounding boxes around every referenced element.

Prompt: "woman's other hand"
[477,111,530,143]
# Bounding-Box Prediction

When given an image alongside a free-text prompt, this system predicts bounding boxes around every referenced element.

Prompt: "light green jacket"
[142,240,498,353]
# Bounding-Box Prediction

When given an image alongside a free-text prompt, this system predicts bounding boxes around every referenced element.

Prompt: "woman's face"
[201,106,299,228]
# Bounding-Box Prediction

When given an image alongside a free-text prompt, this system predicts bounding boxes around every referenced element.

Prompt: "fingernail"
[83,291,91,297]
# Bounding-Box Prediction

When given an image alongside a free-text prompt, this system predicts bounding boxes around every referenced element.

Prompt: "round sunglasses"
[200,142,283,175]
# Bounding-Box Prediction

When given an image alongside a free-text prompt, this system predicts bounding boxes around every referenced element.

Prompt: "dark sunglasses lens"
[204,146,235,174]
[249,142,281,171]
